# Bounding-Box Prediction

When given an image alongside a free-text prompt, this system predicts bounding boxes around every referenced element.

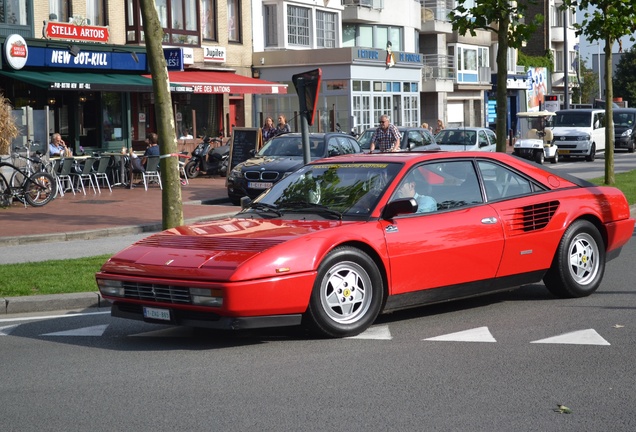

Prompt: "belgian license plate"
[559,149,570,154]
[248,181,274,189]
[143,307,171,321]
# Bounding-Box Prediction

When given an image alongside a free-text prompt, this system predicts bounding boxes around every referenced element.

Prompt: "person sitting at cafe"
[49,133,67,157]
[142,132,160,169]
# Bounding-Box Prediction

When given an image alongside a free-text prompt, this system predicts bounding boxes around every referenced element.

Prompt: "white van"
[552,109,606,161]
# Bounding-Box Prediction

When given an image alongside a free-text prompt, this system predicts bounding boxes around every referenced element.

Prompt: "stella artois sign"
[43,21,110,43]
[4,34,28,69]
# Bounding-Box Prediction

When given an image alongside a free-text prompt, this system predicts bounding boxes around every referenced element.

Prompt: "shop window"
[102,92,123,143]
[125,0,199,46]
[86,0,107,26]
[264,4,277,47]
[1,0,30,24]
[202,0,216,41]
[287,4,310,47]
[227,0,241,42]
[48,0,70,22]
[316,10,336,48]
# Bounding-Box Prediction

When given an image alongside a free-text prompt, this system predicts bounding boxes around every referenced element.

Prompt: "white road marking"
[0,311,110,323]
[423,326,497,342]
[0,324,19,336]
[42,324,108,337]
[530,329,610,345]
[347,325,392,340]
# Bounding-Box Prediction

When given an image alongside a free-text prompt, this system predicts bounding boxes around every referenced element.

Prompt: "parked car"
[97,151,634,338]
[226,132,362,205]
[612,108,636,153]
[433,127,497,152]
[357,127,440,152]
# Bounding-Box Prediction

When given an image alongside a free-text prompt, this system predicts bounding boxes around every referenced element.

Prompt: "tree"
[139,0,183,229]
[614,46,636,108]
[568,0,636,185]
[450,1,544,153]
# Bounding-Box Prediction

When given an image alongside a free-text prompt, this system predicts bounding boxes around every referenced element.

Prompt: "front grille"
[501,201,559,235]
[244,171,280,181]
[123,282,191,304]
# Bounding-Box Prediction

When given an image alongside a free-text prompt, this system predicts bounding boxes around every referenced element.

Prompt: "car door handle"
[481,217,498,224]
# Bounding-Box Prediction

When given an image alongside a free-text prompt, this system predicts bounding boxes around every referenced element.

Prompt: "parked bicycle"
[0,157,56,207]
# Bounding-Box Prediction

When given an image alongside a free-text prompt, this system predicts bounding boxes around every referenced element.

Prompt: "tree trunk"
[495,16,510,153]
[139,0,184,229]
[604,37,615,186]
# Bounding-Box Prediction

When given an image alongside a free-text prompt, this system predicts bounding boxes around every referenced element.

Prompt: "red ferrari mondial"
[96,152,634,338]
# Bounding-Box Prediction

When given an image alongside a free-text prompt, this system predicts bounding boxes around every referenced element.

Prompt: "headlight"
[97,279,124,297]
[622,130,631,137]
[576,135,590,141]
[190,288,223,307]
[229,167,243,179]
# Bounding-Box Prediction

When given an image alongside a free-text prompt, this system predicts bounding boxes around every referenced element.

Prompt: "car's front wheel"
[550,152,559,164]
[534,150,544,164]
[585,144,596,162]
[305,247,383,338]
[543,220,605,298]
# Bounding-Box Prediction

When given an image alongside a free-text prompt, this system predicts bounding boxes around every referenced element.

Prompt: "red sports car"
[96,152,634,338]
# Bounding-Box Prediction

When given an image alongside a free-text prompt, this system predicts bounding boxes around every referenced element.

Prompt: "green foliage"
[614,46,636,108]
[0,255,111,297]
[518,51,554,71]
[569,1,636,45]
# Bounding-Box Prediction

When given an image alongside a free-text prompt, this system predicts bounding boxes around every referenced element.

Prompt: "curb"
[1,292,112,315]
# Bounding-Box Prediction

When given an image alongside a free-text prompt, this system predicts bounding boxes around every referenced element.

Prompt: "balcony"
[420,0,453,34]
[343,0,383,8]
[421,54,455,92]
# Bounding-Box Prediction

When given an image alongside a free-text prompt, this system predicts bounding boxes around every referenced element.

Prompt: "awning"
[0,70,155,92]
[158,71,287,94]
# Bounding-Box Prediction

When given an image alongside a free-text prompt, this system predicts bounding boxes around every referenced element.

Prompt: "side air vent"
[502,201,560,234]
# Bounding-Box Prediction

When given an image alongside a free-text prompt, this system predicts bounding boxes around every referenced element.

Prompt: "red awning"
[150,71,287,95]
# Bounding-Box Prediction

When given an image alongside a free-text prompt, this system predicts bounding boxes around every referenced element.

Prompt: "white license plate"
[143,307,171,321]
[248,181,274,189]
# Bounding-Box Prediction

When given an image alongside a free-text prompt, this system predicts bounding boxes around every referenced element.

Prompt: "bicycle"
[0,158,57,208]
[9,143,59,201]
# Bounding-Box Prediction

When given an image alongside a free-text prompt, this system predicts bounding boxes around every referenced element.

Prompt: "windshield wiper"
[280,201,343,220]
[247,202,282,216]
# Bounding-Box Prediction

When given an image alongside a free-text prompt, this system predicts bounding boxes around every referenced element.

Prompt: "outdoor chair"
[56,158,76,196]
[142,155,162,191]
[92,156,112,192]
[72,157,98,194]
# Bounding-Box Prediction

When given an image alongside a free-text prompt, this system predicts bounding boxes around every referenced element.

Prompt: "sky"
[576,7,635,63]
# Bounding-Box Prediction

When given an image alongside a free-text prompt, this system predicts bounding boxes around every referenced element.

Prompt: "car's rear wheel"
[305,246,383,338]
[543,220,605,298]
[585,144,596,162]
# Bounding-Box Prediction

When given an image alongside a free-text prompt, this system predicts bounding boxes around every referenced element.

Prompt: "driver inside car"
[395,173,437,213]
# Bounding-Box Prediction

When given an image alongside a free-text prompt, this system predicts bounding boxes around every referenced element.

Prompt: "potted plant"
[0,92,20,181]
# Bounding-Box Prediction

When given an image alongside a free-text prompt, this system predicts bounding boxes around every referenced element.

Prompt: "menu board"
[228,128,261,171]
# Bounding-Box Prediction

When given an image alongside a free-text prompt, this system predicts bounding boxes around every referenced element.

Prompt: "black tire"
[305,246,383,338]
[184,160,199,178]
[585,144,596,162]
[534,150,544,164]
[550,152,559,164]
[24,172,56,207]
[628,143,635,153]
[543,220,605,298]
[0,174,12,207]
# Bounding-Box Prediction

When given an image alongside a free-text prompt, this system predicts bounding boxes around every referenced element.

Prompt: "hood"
[438,144,475,151]
[240,156,305,173]
[551,126,591,136]
[101,217,350,281]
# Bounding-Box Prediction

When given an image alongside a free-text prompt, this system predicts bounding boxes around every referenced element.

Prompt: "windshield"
[436,130,475,145]
[553,112,590,127]
[258,136,325,158]
[613,112,635,128]
[244,162,403,218]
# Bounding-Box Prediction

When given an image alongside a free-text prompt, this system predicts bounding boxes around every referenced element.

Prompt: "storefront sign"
[203,46,226,63]
[182,48,194,65]
[164,48,184,71]
[4,34,28,70]
[25,47,146,71]
[43,21,110,43]
[352,48,422,66]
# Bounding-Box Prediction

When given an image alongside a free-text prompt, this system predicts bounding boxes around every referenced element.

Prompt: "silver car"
[434,127,497,152]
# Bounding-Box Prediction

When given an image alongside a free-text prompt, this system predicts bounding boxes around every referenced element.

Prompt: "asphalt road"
[1,238,635,431]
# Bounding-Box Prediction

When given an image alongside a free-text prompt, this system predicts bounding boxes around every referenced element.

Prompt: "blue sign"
[25,46,147,71]
[164,48,184,71]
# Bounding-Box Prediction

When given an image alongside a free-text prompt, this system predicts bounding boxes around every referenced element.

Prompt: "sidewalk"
[0,176,237,247]
[1,176,240,316]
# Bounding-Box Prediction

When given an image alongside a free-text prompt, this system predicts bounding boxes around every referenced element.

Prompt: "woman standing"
[434,119,445,134]
[276,114,291,135]
[262,117,276,142]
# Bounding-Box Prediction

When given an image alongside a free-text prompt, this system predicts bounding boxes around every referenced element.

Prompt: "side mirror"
[240,196,252,210]
[382,198,417,219]
[249,149,256,157]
